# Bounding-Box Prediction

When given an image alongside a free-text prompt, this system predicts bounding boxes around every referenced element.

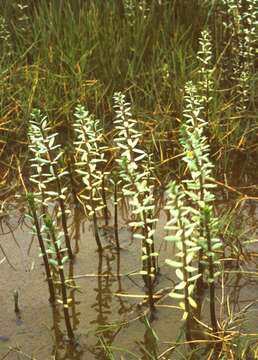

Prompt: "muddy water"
[0,200,258,359]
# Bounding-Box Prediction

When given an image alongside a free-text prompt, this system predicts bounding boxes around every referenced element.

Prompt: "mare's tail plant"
[29,109,73,259]
[73,105,108,252]
[164,181,201,342]
[180,81,222,333]
[63,146,79,207]
[43,216,74,342]
[113,92,158,311]
[219,0,257,112]
[110,172,122,249]
[26,192,55,303]
[197,29,214,122]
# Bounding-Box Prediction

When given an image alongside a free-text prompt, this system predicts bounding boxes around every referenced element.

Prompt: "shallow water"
[0,199,258,359]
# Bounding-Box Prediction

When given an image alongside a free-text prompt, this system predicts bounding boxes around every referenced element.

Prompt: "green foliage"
[197,29,214,109]
[28,108,72,258]
[165,181,201,320]
[29,109,69,206]
[73,104,107,217]
[42,216,69,268]
[113,92,157,309]
[219,0,257,111]
[180,82,222,275]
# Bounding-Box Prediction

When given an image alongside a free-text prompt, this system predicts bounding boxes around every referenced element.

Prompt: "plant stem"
[178,209,192,342]
[48,223,75,341]
[28,196,55,303]
[142,206,155,312]
[114,180,120,249]
[40,127,73,260]
[93,210,102,252]
[101,175,109,226]
[204,210,218,334]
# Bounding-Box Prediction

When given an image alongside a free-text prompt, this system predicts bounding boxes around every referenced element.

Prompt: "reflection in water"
[70,206,83,254]
[89,250,134,358]
[3,199,258,359]
[68,261,81,332]
[116,251,132,315]
[51,260,82,359]
[90,252,114,358]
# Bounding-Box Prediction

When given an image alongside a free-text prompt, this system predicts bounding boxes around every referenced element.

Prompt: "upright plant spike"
[113,92,158,311]
[180,81,222,333]
[29,109,73,259]
[164,181,201,340]
[63,146,79,207]
[141,153,158,273]
[236,0,257,112]
[26,192,55,303]
[220,0,257,111]
[110,172,122,250]
[123,0,150,25]
[43,216,74,341]
[73,105,108,252]
[0,15,12,58]
[197,29,214,121]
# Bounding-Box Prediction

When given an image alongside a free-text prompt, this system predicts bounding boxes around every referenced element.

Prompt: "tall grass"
[0,2,208,163]
[1,1,257,184]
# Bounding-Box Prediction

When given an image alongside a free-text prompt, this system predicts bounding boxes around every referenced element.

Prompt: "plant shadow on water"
[0,197,257,359]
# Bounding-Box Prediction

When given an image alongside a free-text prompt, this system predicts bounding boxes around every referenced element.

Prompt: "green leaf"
[179,302,185,310]
[214,271,221,278]
[188,296,197,308]
[139,270,148,275]
[212,242,223,250]
[176,268,184,281]
[182,311,188,321]
[169,292,184,299]
[188,273,201,282]
[150,252,159,257]
[175,281,186,290]
[165,259,182,268]
[49,258,58,267]
[61,256,69,264]
[45,191,59,197]
[185,265,197,272]
[164,235,178,242]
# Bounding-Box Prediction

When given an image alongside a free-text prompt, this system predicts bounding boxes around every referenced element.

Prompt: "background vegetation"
[1,0,257,189]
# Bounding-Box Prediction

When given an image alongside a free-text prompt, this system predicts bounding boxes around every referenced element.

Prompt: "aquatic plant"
[180,81,222,333]
[197,29,214,119]
[0,15,12,59]
[220,0,257,111]
[28,109,73,259]
[63,146,79,207]
[73,105,108,252]
[110,172,122,249]
[123,0,150,25]
[113,92,158,310]
[164,181,201,341]
[43,216,74,341]
[26,192,55,303]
